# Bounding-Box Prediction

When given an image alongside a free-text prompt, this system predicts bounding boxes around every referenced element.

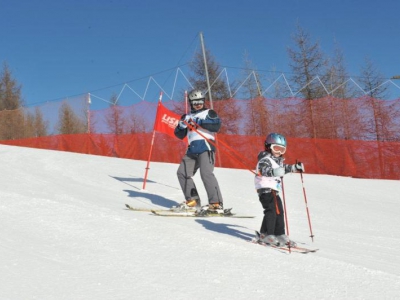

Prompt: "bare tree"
[265,68,293,100]
[239,50,263,99]
[359,57,389,99]
[128,108,147,133]
[357,57,394,141]
[23,107,48,138]
[238,51,270,136]
[287,24,328,100]
[32,107,49,137]
[326,42,357,99]
[322,42,364,139]
[287,24,329,138]
[105,94,128,135]
[57,102,86,134]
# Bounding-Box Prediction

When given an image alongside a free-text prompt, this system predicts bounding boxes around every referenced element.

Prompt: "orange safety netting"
[1,95,400,180]
[2,132,399,180]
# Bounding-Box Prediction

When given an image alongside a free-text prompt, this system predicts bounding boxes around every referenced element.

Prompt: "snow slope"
[1,145,399,300]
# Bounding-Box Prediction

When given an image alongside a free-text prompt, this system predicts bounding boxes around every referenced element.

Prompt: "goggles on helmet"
[270,144,286,154]
[191,100,204,106]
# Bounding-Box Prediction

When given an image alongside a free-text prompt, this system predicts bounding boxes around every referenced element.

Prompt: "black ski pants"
[259,191,285,236]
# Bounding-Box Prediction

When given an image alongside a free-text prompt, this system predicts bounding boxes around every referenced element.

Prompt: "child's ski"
[252,231,318,253]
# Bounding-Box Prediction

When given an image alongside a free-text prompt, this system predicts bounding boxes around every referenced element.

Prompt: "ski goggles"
[190,100,204,106]
[271,144,286,154]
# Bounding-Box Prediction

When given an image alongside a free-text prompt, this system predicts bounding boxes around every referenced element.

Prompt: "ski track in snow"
[1,145,399,300]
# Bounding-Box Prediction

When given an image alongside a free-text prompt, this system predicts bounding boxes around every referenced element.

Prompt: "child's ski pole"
[297,160,315,242]
[280,177,291,252]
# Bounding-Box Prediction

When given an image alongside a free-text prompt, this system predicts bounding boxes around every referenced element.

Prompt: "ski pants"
[177,151,223,205]
[259,191,285,236]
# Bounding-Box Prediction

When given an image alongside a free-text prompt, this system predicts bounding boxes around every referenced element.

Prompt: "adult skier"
[174,89,224,214]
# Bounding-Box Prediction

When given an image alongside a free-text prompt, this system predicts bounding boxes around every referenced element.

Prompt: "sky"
[1,0,400,109]
[1,144,400,299]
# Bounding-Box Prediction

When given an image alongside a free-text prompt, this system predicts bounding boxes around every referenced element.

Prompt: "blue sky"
[1,0,399,109]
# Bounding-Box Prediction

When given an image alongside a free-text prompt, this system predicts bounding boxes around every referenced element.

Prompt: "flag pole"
[142,92,163,190]
[184,90,188,113]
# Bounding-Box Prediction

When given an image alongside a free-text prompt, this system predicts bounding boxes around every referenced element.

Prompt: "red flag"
[153,102,181,138]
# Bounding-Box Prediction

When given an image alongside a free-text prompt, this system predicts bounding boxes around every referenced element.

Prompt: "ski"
[250,239,317,253]
[252,231,318,254]
[151,210,255,218]
[125,204,196,213]
[126,204,255,218]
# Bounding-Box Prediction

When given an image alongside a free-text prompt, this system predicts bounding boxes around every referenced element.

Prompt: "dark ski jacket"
[174,108,221,155]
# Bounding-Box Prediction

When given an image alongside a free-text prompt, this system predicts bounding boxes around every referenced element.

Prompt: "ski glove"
[272,167,285,177]
[292,162,305,173]
[178,120,187,128]
[178,114,191,129]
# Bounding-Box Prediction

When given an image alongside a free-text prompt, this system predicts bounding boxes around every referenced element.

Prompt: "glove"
[272,167,285,177]
[183,114,192,122]
[178,114,191,129]
[292,162,305,173]
[178,120,187,128]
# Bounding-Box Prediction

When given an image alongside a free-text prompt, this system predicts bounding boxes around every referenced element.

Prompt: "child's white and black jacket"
[254,151,294,195]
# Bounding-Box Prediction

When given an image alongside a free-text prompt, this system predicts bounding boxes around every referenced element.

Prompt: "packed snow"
[1,145,399,300]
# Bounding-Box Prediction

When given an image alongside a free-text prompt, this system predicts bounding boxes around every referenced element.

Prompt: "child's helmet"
[265,133,287,147]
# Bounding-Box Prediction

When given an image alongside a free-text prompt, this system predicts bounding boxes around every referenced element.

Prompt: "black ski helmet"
[265,133,287,148]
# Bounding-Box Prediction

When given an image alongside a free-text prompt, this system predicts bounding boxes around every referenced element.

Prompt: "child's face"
[271,150,281,157]
[270,144,286,157]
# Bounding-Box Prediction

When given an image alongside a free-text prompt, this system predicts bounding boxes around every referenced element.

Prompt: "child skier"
[254,133,304,247]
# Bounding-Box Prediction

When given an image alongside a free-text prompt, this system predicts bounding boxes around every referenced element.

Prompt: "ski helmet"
[265,133,287,147]
[188,89,205,110]
[188,89,205,101]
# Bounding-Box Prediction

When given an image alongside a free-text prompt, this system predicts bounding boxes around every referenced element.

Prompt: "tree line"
[1,25,398,141]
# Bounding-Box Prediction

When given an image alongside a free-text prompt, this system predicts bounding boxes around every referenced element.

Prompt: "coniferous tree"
[189,47,230,101]
[189,45,240,134]
[0,62,23,110]
[0,63,25,139]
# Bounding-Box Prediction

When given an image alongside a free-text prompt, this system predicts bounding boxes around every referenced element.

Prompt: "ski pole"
[280,177,291,252]
[184,120,257,175]
[297,160,315,242]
